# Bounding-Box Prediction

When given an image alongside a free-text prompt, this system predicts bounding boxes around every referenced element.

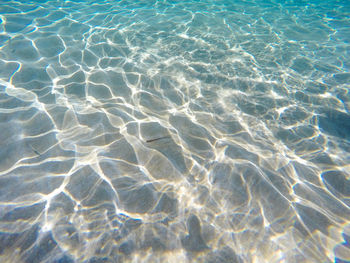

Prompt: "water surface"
[0,0,349,262]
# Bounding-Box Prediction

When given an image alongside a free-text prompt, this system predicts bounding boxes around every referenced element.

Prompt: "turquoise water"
[0,0,349,262]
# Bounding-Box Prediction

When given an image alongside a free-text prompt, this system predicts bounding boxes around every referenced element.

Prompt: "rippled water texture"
[0,0,350,262]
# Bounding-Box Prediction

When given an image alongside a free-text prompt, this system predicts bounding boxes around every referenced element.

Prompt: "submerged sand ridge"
[0,0,349,262]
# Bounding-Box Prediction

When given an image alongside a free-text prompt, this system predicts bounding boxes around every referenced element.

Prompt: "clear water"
[0,0,349,262]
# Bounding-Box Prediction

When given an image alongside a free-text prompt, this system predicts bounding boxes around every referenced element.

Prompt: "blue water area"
[0,0,349,262]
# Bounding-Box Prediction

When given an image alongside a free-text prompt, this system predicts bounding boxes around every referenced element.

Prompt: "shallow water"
[0,0,349,262]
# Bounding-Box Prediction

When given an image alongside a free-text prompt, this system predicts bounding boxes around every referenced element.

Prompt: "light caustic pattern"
[0,0,349,262]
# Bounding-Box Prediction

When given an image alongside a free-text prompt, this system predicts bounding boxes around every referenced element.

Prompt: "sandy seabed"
[0,0,350,262]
